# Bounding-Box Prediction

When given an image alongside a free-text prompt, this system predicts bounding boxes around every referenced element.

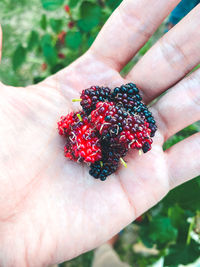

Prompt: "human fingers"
[166,132,200,189]
[126,4,200,102]
[90,0,180,71]
[151,68,200,141]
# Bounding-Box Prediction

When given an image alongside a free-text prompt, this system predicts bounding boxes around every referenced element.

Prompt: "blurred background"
[0,0,200,266]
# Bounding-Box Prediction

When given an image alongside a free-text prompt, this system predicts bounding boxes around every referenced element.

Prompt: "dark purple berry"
[80,86,111,114]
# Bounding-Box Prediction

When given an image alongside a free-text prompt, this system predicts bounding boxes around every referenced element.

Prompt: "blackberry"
[91,102,126,138]
[91,101,152,151]
[102,137,128,159]
[112,83,140,110]
[57,111,87,136]
[80,86,111,114]
[89,148,120,181]
[112,83,157,138]
[112,83,139,98]
[89,136,129,181]
[59,111,102,163]
[89,159,119,181]
[118,115,153,150]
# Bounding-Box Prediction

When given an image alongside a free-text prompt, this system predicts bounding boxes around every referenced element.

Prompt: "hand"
[0,0,200,266]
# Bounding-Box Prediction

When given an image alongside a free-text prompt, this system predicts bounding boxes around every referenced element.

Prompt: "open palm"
[0,0,200,266]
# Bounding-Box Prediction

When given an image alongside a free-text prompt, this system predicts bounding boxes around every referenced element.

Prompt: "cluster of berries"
[57,83,157,181]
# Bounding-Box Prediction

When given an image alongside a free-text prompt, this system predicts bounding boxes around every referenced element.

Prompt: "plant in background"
[0,0,199,266]
[5,0,122,85]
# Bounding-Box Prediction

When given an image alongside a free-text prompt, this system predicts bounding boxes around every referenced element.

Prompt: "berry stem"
[139,149,143,156]
[100,161,103,168]
[186,217,195,245]
[120,158,127,168]
[72,98,82,102]
[77,114,82,121]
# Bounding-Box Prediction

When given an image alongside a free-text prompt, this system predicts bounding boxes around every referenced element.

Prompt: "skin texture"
[0,0,200,266]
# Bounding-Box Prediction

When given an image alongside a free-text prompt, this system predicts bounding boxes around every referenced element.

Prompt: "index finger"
[90,0,181,71]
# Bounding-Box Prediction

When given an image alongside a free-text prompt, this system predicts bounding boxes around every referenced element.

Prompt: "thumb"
[0,25,2,62]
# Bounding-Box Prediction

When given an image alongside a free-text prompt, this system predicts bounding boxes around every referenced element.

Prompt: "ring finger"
[151,68,200,141]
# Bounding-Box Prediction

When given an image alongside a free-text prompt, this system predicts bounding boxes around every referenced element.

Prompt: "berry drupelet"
[142,141,151,153]
[80,86,111,114]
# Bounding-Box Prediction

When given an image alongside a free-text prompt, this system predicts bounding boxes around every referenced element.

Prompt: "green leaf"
[33,76,46,84]
[179,124,199,137]
[40,0,64,11]
[165,241,200,265]
[40,14,47,30]
[168,204,191,244]
[65,31,82,50]
[77,2,101,32]
[106,0,122,10]
[41,34,52,45]
[197,176,200,187]
[164,177,200,211]
[49,18,63,33]
[87,35,95,47]
[41,34,57,66]
[163,134,185,150]
[27,31,39,51]
[168,205,185,228]
[140,216,178,249]
[192,64,200,72]
[50,63,65,74]
[163,124,199,150]
[68,0,79,8]
[12,45,26,71]
[139,39,153,56]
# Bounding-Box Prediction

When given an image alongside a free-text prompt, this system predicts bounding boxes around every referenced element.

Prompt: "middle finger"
[126,4,200,103]
[151,68,200,141]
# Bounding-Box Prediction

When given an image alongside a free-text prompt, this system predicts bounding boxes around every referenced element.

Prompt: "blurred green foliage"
[0,0,117,86]
[0,0,200,266]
